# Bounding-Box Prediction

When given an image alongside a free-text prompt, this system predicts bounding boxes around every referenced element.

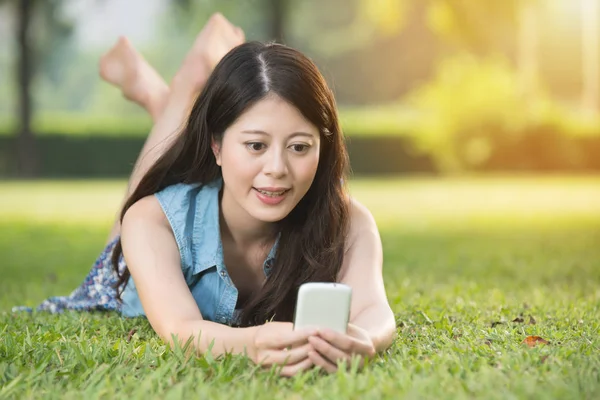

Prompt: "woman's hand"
[307,323,376,373]
[251,322,317,377]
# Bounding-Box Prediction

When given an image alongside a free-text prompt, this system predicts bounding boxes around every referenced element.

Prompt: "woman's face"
[214,94,321,223]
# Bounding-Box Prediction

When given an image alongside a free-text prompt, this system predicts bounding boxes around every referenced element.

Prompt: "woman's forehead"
[228,95,319,136]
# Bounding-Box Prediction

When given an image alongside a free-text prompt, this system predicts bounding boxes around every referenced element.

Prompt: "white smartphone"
[293,282,352,334]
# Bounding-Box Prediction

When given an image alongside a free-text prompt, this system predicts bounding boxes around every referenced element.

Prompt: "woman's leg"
[99,37,170,122]
[103,13,245,244]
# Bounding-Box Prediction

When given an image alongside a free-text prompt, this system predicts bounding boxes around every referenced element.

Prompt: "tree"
[2,0,75,177]
[267,0,289,43]
[15,0,36,177]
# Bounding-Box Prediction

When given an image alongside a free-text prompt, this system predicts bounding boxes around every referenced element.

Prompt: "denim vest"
[120,179,278,326]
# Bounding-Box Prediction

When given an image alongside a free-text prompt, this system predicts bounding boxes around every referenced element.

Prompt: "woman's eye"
[246,142,265,152]
[290,144,309,153]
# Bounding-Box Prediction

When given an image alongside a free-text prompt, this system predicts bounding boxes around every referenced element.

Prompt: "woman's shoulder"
[123,180,220,235]
[348,197,377,231]
[122,195,170,237]
[346,197,379,248]
[124,182,200,224]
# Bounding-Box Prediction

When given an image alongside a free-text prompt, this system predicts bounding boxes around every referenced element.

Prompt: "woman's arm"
[338,198,397,352]
[121,196,316,376]
[166,319,258,358]
[349,306,396,352]
[306,198,396,372]
[121,195,256,356]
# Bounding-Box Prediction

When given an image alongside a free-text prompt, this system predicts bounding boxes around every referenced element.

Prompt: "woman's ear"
[211,139,222,166]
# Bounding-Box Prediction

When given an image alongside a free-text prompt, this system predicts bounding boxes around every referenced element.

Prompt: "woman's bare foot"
[99,37,169,121]
[171,13,245,96]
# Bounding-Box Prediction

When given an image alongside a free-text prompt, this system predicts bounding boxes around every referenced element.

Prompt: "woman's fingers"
[318,328,376,357]
[308,335,350,366]
[270,343,313,366]
[254,324,313,348]
[316,328,354,353]
[308,350,337,374]
[278,356,314,377]
[272,327,317,349]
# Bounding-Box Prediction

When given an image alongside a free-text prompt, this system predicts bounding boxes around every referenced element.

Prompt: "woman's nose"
[263,149,288,178]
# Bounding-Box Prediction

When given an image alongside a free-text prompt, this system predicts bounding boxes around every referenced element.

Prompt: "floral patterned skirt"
[12,237,126,314]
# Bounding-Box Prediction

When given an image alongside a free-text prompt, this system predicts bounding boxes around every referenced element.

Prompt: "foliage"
[407,53,600,172]
[407,54,527,171]
[288,0,408,57]
[425,0,521,52]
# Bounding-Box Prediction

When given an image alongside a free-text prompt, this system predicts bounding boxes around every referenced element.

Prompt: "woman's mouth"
[255,188,288,197]
[253,187,290,205]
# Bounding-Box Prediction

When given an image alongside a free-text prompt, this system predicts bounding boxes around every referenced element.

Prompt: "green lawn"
[1,176,599,399]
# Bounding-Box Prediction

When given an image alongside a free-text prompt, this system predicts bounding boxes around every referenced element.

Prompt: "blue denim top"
[120,179,278,326]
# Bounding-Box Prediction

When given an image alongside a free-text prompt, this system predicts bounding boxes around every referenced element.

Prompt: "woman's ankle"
[171,59,210,94]
[168,76,205,109]
[146,86,170,121]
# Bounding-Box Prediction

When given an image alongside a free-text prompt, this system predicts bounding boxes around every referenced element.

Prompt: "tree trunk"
[517,1,538,98]
[16,0,37,177]
[268,0,287,43]
[581,0,599,116]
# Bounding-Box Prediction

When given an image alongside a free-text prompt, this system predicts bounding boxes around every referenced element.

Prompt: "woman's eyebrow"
[241,130,315,139]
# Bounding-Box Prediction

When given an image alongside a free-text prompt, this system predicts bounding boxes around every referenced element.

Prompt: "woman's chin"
[251,209,289,223]
[246,202,293,223]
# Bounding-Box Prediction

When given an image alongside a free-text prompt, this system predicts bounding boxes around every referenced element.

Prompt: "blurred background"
[0,0,599,177]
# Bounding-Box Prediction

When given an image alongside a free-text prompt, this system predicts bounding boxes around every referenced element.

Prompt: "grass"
[1,176,600,399]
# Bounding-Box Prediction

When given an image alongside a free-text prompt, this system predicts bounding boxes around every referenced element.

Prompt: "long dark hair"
[111,41,350,327]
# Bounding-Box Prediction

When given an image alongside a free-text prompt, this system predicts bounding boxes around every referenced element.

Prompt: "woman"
[18,14,396,377]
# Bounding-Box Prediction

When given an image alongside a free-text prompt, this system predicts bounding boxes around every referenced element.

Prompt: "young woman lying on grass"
[15,13,396,376]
